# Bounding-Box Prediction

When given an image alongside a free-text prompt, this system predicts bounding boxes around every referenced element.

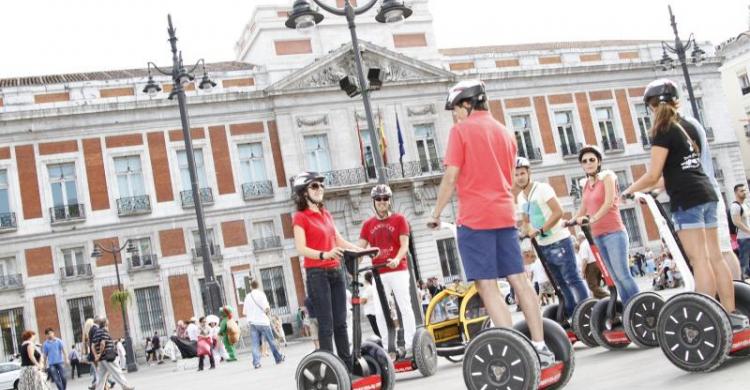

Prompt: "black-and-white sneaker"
[534,345,556,368]
[729,311,750,330]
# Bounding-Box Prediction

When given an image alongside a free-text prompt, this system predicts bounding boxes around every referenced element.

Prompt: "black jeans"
[70,359,80,378]
[198,354,215,370]
[307,267,352,367]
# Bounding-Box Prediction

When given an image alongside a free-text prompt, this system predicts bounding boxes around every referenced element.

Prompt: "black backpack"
[728,201,743,235]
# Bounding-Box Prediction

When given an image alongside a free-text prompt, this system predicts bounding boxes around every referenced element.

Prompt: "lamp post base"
[124,336,139,373]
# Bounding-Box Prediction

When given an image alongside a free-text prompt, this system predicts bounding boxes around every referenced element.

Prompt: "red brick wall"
[640,203,660,241]
[505,97,531,109]
[628,87,645,97]
[589,90,613,101]
[83,138,110,211]
[489,100,505,125]
[209,125,236,195]
[169,275,194,322]
[267,120,287,188]
[574,93,597,145]
[159,229,186,257]
[147,132,174,202]
[539,55,562,65]
[630,164,647,181]
[449,62,475,71]
[94,237,121,267]
[495,59,520,67]
[548,94,573,105]
[393,33,427,48]
[100,87,134,98]
[39,140,78,155]
[533,96,556,154]
[222,220,248,248]
[25,247,54,277]
[229,122,265,136]
[169,128,205,142]
[162,83,195,93]
[34,92,69,104]
[291,256,305,308]
[274,39,313,55]
[105,133,143,148]
[101,285,125,339]
[0,147,9,160]
[222,78,255,88]
[580,53,602,62]
[618,51,640,60]
[281,213,294,239]
[16,145,42,219]
[34,295,60,336]
[548,176,569,197]
[615,89,637,144]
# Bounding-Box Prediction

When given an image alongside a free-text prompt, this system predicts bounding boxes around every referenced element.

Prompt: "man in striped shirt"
[92,317,135,390]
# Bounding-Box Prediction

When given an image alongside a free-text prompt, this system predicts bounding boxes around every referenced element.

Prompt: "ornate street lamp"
[144,15,224,316]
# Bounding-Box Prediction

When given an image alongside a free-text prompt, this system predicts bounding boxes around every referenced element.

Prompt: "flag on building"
[355,113,365,167]
[378,109,388,165]
[396,112,405,161]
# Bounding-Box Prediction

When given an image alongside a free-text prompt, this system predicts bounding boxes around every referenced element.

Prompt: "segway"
[633,193,750,372]
[295,248,395,390]
[523,235,598,347]
[369,255,438,377]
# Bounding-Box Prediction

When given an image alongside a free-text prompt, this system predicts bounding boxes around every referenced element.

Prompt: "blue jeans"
[538,236,590,317]
[738,238,750,277]
[48,362,66,390]
[251,324,283,367]
[594,230,639,305]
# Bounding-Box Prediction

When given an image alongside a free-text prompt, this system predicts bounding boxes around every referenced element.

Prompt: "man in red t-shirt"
[357,184,415,355]
[428,80,554,366]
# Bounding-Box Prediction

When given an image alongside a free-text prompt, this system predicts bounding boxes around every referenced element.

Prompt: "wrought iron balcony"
[520,147,543,162]
[705,127,715,141]
[191,244,223,263]
[60,264,93,280]
[0,274,23,291]
[0,212,17,231]
[242,180,274,201]
[116,195,151,216]
[180,188,214,208]
[385,159,444,180]
[50,204,85,224]
[269,306,291,316]
[560,142,582,159]
[602,137,625,153]
[128,254,159,272]
[321,167,369,188]
[253,236,283,252]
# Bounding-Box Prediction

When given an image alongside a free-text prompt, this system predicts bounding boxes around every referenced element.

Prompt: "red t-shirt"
[359,214,410,274]
[293,208,339,269]
[444,110,517,229]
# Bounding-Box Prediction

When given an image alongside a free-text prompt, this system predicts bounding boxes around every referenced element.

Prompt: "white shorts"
[716,196,732,252]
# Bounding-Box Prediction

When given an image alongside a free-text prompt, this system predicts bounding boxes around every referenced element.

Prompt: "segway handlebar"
[563,218,589,228]
[342,248,380,261]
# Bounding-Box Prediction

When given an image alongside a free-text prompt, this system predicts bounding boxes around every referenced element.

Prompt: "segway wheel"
[542,304,560,320]
[514,319,575,390]
[360,341,395,390]
[623,292,664,348]
[590,298,631,350]
[462,328,540,390]
[296,351,351,390]
[728,281,750,357]
[656,292,732,372]
[571,298,599,347]
[413,328,438,377]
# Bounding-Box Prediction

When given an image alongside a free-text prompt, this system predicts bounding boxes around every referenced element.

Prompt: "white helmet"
[516,157,531,169]
[445,79,486,110]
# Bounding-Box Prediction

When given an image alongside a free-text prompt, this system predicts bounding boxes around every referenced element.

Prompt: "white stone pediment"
[268,41,455,93]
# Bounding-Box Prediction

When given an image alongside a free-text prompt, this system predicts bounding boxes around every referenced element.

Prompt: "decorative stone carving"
[348,190,364,224]
[355,111,381,123]
[411,183,427,215]
[407,104,435,117]
[296,115,329,128]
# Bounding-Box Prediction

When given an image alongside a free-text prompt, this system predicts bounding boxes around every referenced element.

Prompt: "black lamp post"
[91,240,138,372]
[658,5,706,122]
[570,180,582,210]
[143,15,224,316]
[284,0,413,184]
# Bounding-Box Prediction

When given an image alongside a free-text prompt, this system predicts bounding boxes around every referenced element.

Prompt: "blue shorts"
[672,201,718,231]
[457,226,524,281]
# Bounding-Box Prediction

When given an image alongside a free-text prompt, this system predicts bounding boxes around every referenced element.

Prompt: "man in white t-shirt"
[516,157,590,317]
[243,280,285,369]
[186,317,199,342]
[361,272,380,338]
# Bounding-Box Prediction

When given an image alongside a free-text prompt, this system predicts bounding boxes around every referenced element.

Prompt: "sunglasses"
[580,158,597,164]
[309,182,325,190]
[374,196,391,202]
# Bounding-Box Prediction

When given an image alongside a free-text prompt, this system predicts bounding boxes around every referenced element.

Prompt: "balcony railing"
[705,127,715,141]
[0,274,23,291]
[521,147,543,162]
[560,142,582,159]
[50,204,85,224]
[60,264,93,280]
[191,244,223,263]
[0,212,17,231]
[180,188,214,208]
[385,159,444,180]
[242,180,274,201]
[128,254,159,272]
[116,195,151,216]
[322,167,369,188]
[270,306,291,316]
[253,236,283,252]
[602,137,625,153]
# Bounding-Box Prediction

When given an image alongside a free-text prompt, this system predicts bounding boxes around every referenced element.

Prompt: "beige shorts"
[309,318,319,340]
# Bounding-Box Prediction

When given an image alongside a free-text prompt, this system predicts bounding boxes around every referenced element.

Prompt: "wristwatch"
[319,251,325,260]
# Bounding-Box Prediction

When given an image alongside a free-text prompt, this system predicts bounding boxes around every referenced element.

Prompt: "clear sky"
[1,0,748,78]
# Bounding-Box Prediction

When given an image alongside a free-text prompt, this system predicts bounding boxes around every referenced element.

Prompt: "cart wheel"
[590,298,630,350]
[542,304,560,320]
[514,319,575,390]
[360,341,395,390]
[413,327,438,377]
[623,292,664,348]
[571,298,599,347]
[656,292,732,372]
[729,281,750,357]
[296,351,351,390]
[462,328,540,390]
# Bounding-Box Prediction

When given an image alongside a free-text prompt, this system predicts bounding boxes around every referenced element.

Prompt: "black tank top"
[19,342,40,367]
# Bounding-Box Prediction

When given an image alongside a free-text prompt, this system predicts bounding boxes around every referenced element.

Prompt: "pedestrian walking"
[42,328,67,390]
[116,338,126,371]
[150,332,162,364]
[18,330,50,390]
[92,317,134,390]
[68,345,81,379]
[243,280,285,369]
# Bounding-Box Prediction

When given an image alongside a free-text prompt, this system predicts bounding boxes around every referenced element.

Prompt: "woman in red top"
[573,145,639,304]
[292,171,360,366]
